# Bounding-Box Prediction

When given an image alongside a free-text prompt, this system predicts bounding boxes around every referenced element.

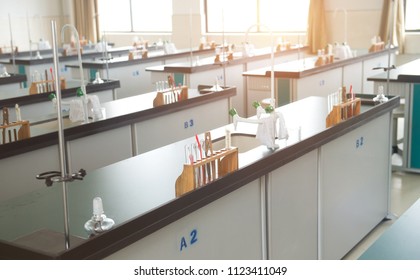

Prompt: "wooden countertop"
[0,94,399,259]
[145,46,309,74]
[0,85,236,160]
[243,48,397,79]
[367,58,420,83]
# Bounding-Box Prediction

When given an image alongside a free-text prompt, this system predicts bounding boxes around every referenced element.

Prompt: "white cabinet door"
[0,145,60,201]
[319,113,391,259]
[67,125,133,172]
[296,68,342,100]
[106,179,263,259]
[268,150,318,259]
[135,99,229,154]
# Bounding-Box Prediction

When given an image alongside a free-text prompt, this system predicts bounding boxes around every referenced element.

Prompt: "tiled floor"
[343,171,420,259]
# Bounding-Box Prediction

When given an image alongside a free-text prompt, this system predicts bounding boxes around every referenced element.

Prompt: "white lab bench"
[0,74,26,91]
[0,94,399,260]
[243,48,397,113]
[66,47,221,100]
[0,79,119,121]
[0,86,235,201]
[368,58,420,173]
[146,47,308,117]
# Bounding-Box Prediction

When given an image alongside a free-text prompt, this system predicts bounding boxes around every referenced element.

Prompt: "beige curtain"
[380,0,405,53]
[307,0,328,54]
[73,0,99,43]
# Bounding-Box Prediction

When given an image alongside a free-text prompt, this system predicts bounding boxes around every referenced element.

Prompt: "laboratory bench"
[2,46,130,87]
[243,47,398,113]
[146,46,308,117]
[0,73,27,91]
[0,93,399,260]
[0,79,120,120]
[368,58,420,173]
[65,47,223,100]
[0,85,236,201]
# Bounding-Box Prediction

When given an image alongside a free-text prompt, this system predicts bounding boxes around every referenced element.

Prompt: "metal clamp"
[36,169,87,187]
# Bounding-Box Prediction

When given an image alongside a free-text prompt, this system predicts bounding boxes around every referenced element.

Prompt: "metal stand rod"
[8,14,16,74]
[51,20,71,250]
[61,24,89,124]
[386,0,396,98]
[386,0,396,220]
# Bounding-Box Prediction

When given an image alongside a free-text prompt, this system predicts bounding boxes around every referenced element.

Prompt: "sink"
[212,133,261,153]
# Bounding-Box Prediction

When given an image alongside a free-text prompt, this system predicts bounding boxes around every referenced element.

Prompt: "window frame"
[97,0,173,33]
[404,0,420,32]
[204,0,310,34]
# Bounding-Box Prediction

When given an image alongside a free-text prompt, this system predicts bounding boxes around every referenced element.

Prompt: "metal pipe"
[51,20,71,250]
[386,0,396,98]
[8,14,16,74]
[245,24,275,104]
[102,32,110,80]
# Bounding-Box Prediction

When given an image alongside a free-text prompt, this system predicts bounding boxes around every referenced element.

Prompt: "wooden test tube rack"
[153,86,188,107]
[29,78,66,95]
[128,49,148,60]
[62,47,83,56]
[175,147,238,197]
[1,120,30,144]
[326,97,361,127]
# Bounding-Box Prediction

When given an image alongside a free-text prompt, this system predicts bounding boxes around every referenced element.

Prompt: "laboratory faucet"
[61,24,89,123]
[244,23,275,106]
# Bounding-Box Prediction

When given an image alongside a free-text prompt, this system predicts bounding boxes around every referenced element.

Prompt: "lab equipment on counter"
[29,69,66,94]
[1,106,30,144]
[153,75,188,107]
[0,64,10,77]
[175,131,238,197]
[373,85,388,103]
[326,86,360,127]
[84,197,115,236]
[49,90,104,122]
[128,49,148,60]
[333,42,353,60]
[229,101,289,150]
[369,36,385,52]
[92,71,104,84]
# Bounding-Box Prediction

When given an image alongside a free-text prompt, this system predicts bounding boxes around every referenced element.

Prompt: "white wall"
[324,0,384,50]
[0,0,68,52]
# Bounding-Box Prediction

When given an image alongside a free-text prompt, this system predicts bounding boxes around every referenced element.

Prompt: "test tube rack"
[128,49,148,60]
[0,120,30,144]
[326,97,361,128]
[153,85,188,107]
[369,42,385,53]
[1,107,30,145]
[29,77,66,95]
[175,147,238,197]
[62,47,83,56]
[0,46,18,55]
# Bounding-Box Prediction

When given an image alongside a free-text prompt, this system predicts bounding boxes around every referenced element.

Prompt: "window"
[97,0,172,33]
[206,0,310,33]
[405,0,420,31]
